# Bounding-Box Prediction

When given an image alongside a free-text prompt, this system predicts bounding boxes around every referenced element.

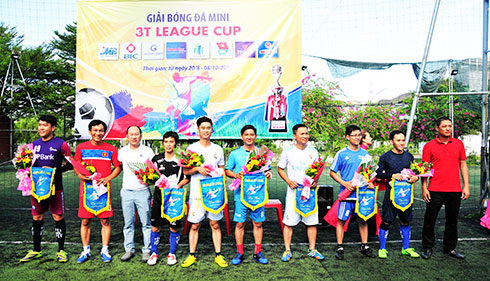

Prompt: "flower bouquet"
[130,159,170,189]
[400,161,434,179]
[12,144,36,196]
[300,157,326,200]
[229,145,274,191]
[351,156,378,188]
[179,151,204,168]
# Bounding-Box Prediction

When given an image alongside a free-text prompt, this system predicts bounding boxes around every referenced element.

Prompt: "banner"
[83,181,111,215]
[240,173,268,211]
[76,0,302,140]
[30,167,56,203]
[390,179,414,211]
[199,175,227,214]
[162,187,187,222]
[355,185,378,221]
[294,184,317,217]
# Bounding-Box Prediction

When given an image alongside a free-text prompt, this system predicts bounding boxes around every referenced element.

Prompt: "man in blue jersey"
[330,125,376,260]
[375,130,419,259]
[225,125,271,265]
[20,115,72,263]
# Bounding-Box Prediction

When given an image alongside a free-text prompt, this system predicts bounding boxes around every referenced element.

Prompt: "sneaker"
[19,250,42,262]
[101,251,112,263]
[253,252,269,264]
[142,252,151,262]
[181,255,197,268]
[360,245,376,258]
[76,252,91,264]
[281,250,292,262]
[335,247,344,260]
[232,252,244,265]
[378,249,388,259]
[147,253,158,266]
[56,250,68,263]
[307,249,325,261]
[402,248,420,258]
[215,254,228,268]
[167,253,177,265]
[120,251,134,262]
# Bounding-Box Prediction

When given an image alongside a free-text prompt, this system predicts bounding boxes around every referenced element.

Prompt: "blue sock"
[400,225,410,250]
[151,231,160,255]
[378,229,388,250]
[169,231,180,255]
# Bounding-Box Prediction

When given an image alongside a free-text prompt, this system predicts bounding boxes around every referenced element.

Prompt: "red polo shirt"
[422,136,466,192]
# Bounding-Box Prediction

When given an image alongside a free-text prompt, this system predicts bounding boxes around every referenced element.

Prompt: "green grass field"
[1,166,489,280]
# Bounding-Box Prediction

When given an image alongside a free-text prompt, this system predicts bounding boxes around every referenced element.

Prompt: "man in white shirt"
[181,116,228,268]
[118,126,155,262]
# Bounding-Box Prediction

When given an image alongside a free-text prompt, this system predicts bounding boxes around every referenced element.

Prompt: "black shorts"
[381,189,413,223]
[151,187,182,229]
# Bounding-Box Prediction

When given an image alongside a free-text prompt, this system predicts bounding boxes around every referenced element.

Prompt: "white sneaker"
[167,253,177,265]
[147,253,158,266]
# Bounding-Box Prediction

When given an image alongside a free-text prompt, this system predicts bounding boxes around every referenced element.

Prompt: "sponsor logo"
[121,42,142,60]
[257,41,279,58]
[98,43,119,60]
[166,42,187,59]
[38,154,55,160]
[143,42,164,60]
[235,41,255,58]
[211,41,232,59]
[49,147,58,152]
[188,41,210,59]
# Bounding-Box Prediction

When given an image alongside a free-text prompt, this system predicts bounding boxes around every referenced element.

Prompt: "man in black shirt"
[148,131,189,266]
[375,130,419,259]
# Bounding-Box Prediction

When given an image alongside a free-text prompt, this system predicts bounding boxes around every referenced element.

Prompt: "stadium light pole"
[481,0,489,212]
[405,0,441,148]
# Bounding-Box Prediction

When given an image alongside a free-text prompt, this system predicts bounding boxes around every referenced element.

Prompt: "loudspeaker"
[317,184,333,227]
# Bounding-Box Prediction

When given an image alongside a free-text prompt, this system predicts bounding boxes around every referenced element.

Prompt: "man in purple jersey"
[20,115,73,263]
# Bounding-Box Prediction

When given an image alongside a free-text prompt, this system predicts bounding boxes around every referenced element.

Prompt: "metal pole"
[0,60,12,101]
[405,0,441,147]
[14,59,37,116]
[449,61,454,137]
[481,0,489,211]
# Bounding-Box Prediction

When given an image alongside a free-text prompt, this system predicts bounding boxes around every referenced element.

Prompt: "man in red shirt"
[420,117,469,259]
[74,120,121,263]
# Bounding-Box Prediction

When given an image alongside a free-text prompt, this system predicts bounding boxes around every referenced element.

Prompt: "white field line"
[1,237,489,247]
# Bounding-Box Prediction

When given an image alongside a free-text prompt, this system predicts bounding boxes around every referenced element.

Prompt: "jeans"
[422,191,462,251]
[121,188,152,253]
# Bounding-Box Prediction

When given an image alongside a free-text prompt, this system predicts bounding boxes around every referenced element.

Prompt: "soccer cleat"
[360,245,377,258]
[147,253,158,266]
[281,250,292,262]
[181,255,197,268]
[101,251,112,263]
[215,254,228,268]
[378,249,388,259]
[167,253,177,265]
[76,252,91,264]
[402,248,420,258]
[232,252,244,265]
[335,247,344,260]
[307,249,325,261]
[56,250,68,263]
[253,252,269,264]
[19,250,42,262]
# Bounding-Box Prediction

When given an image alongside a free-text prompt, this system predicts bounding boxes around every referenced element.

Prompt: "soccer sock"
[169,231,180,255]
[378,229,389,250]
[400,225,411,250]
[254,244,262,255]
[215,252,221,257]
[337,244,344,250]
[55,219,66,251]
[32,220,44,252]
[101,245,109,254]
[151,231,160,255]
[237,244,244,255]
[189,252,196,257]
[83,245,91,254]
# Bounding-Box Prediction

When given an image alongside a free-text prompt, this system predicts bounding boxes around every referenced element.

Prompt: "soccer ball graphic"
[74,88,114,139]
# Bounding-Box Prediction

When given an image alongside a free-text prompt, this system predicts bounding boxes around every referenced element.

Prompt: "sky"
[0,0,486,102]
